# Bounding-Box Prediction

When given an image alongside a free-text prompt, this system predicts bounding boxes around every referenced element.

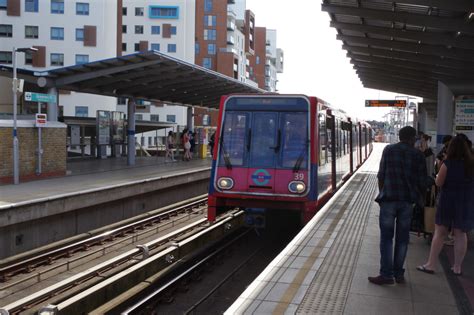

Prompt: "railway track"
[0,196,245,314]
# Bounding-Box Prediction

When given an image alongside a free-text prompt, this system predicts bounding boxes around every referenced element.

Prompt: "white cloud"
[246,0,422,121]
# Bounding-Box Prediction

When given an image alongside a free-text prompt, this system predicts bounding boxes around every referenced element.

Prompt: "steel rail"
[0,196,208,282]
[0,216,211,314]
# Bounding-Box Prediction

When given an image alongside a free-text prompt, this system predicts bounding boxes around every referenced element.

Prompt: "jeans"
[379,201,413,278]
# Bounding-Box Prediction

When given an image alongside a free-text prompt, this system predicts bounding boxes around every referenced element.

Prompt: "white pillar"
[436,81,454,152]
[47,87,58,121]
[127,98,136,166]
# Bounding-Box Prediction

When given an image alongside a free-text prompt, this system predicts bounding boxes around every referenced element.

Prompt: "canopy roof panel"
[0,51,265,108]
[322,0,474,99]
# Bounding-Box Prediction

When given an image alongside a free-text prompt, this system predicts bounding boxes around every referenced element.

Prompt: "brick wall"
[0,127,67,183]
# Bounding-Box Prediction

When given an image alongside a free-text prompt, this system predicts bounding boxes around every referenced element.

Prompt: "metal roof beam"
[332,21,474,50]
[358,72,437,88]
[337,35,474,62]
[55,59,161,86]
[322,4,474,35]
[349,54,474,77]
[345,45,474,70]
[363,80,437,99]
[355,65,459,82]
[353,0,474,12]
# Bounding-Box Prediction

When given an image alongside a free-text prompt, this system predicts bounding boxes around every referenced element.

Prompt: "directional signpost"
[24,91,57,104]
[24,91,55,175]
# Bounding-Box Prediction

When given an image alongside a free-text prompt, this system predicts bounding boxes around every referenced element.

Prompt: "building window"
[203,29,216,40]
[135,7,144,16]
[256,56,260,65]
[167,44,176,53]
[25,25,39,38]
[135,114,143,120]
[203,57,212,69]
[166,115,176,123]
[203,114,210,126]
[207,44,216,55]
[148,137,152,146]
[25,0,39,12]
[75,28,84,41]
[76,2,89,15]
[151,25,160,34]
[204,0,212,12]
[51,0,64,14]
[134,43,140,52]
[170,26,177,35]
[151,43,160,51]
[135,25,143,34]
[122,7,127,15]
[75,54,89,65]
[122,43,127,51]
[117,97,127,105]
[75,106,88,117]
[0,0,6,10]
[149,6,179,19]
[195,43,200,55]
[51,27,64,40]
[25,51,33,64]
[204,15,216,27]
[122,25,127,33]
[151,114,159,122]
[0,51,12,64]
[0,24,12,37]
[50,53,64,66]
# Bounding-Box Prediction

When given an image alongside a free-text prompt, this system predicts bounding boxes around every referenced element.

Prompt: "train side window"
[326,115,333,163]
[219,112,248,166]
[318,113,327,166]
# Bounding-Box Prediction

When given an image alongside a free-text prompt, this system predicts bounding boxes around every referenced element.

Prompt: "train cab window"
[249,112,278,168]
[219,112,248,166]
[280,112,308,169]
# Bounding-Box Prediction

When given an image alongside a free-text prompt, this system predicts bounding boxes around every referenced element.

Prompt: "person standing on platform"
[417,135,474,276]
[369,126,427,285]
[165,131,176,162]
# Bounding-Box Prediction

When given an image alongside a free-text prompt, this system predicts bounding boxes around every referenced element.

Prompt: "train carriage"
[208,94,372,227]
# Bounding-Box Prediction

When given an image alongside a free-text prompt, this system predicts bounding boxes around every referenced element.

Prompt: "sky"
[246,0,422,121]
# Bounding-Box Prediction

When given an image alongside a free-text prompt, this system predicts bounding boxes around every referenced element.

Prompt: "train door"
[247,112,278,192]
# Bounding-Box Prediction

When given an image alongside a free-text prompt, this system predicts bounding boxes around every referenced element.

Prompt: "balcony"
[227,35,235,45]
[227,0,235,3]
[227,20,236,31]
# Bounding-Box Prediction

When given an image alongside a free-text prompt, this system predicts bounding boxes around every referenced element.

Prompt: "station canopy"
[0,51,265,108]
[322,0,474,100]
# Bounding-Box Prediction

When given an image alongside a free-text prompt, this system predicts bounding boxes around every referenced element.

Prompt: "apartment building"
[0,0,118,117]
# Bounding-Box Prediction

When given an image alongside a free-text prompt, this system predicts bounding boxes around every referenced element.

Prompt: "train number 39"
[294,173,304,181]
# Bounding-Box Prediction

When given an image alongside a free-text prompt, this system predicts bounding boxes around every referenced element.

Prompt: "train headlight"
[217,177,234,190]
[288,181,306,194]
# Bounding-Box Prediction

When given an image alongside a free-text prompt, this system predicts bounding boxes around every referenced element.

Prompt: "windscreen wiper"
[293,140,309,172]
[219,135,232,170]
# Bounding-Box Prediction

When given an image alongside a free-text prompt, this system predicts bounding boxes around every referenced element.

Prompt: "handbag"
[423,185,436,234]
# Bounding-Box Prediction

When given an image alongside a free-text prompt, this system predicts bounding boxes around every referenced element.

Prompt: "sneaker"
[395,276,405,284]
[368,275,395,285]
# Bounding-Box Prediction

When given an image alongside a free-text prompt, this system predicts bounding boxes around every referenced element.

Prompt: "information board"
[35,113,47,127]
[455,100,474,143]
[365,100,406,108]
[111,111,126,144]
[96,110,111,145]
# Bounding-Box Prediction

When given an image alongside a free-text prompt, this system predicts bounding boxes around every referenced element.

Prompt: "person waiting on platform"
[369,126,427,285]
[181,128,192,161]
[417,134,474,276]
[165,131,176,162]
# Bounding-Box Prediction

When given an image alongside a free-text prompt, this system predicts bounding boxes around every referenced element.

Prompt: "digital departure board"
[365,100,406,108]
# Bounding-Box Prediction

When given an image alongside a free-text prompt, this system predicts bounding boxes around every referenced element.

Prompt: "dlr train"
[208,94,373,227]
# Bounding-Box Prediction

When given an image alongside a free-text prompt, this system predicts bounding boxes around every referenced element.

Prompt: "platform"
[226,143,473,314]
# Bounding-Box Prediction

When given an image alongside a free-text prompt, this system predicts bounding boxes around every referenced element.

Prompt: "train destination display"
[365,100,406,108]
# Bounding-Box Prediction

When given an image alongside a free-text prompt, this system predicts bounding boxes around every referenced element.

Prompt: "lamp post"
[12,46,38,185]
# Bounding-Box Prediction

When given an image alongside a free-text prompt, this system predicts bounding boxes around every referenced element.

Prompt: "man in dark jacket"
[369,126,427,285]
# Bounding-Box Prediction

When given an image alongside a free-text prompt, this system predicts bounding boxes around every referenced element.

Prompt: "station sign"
[365,100,406,108]
[25,92,57,104]
[35,113,47,127]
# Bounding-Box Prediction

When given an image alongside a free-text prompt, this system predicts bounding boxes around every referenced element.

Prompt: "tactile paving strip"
[296,171,378,314]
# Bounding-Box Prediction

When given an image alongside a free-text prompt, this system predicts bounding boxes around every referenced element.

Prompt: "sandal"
[416,265,435,274]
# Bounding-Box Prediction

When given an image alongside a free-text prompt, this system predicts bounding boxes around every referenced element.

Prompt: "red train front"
[207,94,372,227]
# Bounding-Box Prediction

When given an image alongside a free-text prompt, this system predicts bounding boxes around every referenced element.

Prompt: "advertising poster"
[70,125,81,146]
[111,111,125,144]
[96,110,111,145]
[455,99,474,142]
